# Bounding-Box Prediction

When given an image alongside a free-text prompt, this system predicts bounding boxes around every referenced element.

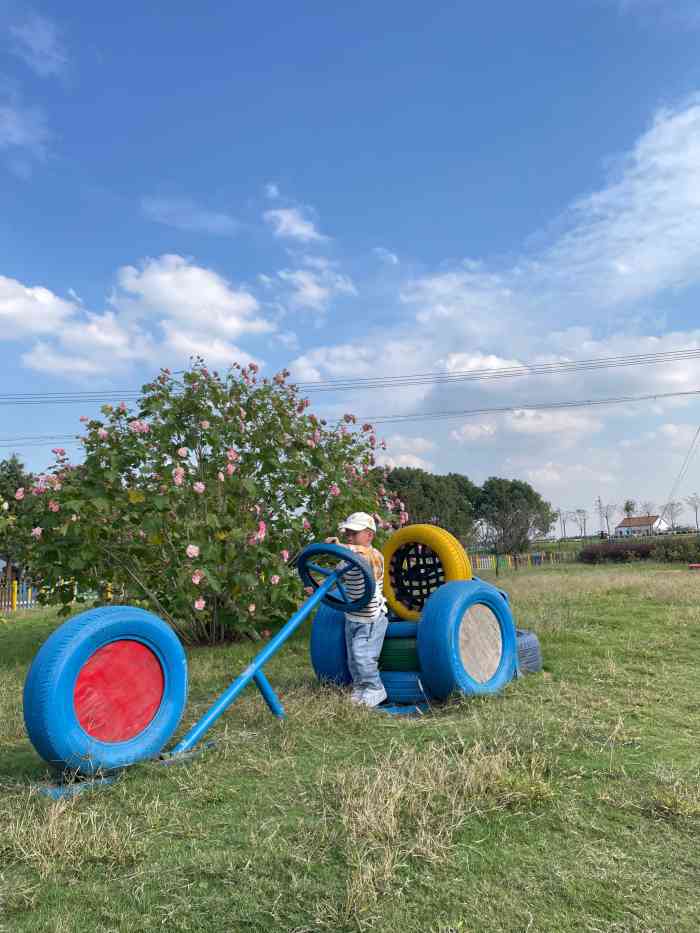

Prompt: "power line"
[659,425,700,522]
[3,387,700,449]
[2,346,700,405]
[366,388,700,425]
[297,347,700,391]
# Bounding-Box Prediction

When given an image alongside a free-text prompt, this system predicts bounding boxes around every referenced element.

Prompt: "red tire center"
[73,640,165,742]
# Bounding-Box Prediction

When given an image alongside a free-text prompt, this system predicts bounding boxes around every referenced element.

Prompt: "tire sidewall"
[418,580,517,699]
[23,606,187,774]
[309,603,351,685]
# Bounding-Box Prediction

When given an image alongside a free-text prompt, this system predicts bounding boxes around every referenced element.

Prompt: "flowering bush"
[14,360,399,643]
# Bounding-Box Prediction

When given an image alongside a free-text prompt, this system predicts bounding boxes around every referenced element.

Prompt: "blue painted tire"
[417,580,517,700]
[309,603,351,685]
[380,670,432,704]
[385,621,418,639]
[23,606,188,775]
[516,629,543,674]
[297,543,375,612]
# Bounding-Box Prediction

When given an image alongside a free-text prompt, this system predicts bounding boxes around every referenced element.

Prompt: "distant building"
[614,515,669,537]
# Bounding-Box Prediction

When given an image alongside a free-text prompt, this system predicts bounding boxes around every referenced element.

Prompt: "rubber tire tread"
[309,603,351,685]
[379,638,419,672]
[516,629,543,674]
[417,579,517,699]
[23,606,187,775]
[382,524,472,621]
[379,670,432,704]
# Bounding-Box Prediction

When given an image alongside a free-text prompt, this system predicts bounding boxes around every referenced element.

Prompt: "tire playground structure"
[310,524,542,706]
[21,530,542,794]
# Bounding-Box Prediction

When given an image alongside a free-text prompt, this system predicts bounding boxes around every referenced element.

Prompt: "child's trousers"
[344,613,388,692]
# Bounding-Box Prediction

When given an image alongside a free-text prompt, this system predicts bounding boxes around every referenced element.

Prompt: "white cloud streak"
[10,13,68,77]
[141,197,239,236]
[264,207,325,242]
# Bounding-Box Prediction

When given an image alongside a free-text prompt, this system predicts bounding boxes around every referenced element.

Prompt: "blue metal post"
[168,572,341,756]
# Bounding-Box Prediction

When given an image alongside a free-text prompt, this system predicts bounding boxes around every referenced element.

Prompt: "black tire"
[516,629,543,674]
[379,638,419,672]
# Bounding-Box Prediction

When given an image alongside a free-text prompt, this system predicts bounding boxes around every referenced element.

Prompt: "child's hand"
[325,536,340,544]
[304,586,314,596]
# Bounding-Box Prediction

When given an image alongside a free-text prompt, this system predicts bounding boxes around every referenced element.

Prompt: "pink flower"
[193,481,206,494]
[172,466,185,487]
[239,407,246,419]
[248,362,259,374]
[194,597,206,611]
[271,575,280,585]
[52,447,66,457]
[306,438,316,448]
[186,544,200,558]
[399,510,409,525]
[177,447,189,457]
[343,413,356,424]
[192,570,204,585]
[303,518,311,531]
[329,483,340,497]
[369,435,376,448]
[226,462,236,476]
[200,420,210,429]
[362,423,373,432]
[218,471,225,482]
[79,416,89,423]
[128,419,150,434]
[14,488,24,501]
[257,520,267,542]
[48,500,60,513]
[281,549,290,562]
[31,527,42,539]
[98,428,108,440]
[226,448,239,461]
[248,603,256,614]
[274,372,285,385]
[118,401,128,412]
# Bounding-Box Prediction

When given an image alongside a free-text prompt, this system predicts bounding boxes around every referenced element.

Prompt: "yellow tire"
[382,524,472,621]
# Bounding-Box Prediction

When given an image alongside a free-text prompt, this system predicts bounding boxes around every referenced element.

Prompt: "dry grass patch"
[312,735,552,930]
[0,793,147,879]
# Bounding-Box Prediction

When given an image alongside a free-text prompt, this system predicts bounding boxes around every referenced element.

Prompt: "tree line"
[554,496,700,539]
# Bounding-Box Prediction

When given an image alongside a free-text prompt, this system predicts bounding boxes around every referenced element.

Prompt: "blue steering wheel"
[296,543,375,612]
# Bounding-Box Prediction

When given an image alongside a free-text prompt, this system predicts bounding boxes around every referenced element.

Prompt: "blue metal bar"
[169,571,342,756]
[254,670,285,718]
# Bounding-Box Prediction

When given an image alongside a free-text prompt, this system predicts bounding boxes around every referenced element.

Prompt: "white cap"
[339,511,377,533]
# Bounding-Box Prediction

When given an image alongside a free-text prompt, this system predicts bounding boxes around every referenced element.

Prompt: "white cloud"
[10,13,68,77]
[141,197,238,236]
[277,267,356,312]
[0,90,49,160]
[159,322,260,369]
[375,452,435,471]
[384,433,436,453]
[0,274,75,336]
[373,247,399,265]
[22,311,154,376]
[112,254,273,340]
[506,409,603,437]
[450,423,498,443]
[264,208,325,243]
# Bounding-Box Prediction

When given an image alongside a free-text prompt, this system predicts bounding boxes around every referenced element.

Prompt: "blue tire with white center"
[417,579,517,700]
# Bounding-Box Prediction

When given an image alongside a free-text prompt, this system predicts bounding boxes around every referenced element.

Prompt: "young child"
[311,512,389,707]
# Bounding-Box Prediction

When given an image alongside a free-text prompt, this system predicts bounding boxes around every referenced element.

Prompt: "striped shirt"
[339,544,387,623]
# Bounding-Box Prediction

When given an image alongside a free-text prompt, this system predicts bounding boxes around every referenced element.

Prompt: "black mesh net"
[389,542,445,613]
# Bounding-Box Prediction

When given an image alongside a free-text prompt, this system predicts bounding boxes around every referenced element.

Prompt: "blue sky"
[3,0,700,524]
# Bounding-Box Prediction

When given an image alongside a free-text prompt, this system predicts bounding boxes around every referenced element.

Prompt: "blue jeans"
[345,613,388,692]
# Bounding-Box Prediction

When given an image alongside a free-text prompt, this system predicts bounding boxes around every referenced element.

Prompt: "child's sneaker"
[359,686,388,708]
[350,688,365,705]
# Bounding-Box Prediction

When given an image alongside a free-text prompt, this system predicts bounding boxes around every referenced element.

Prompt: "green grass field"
[1,563,699,932]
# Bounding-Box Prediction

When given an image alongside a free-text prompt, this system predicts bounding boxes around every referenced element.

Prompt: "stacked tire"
[310,525,523,704]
